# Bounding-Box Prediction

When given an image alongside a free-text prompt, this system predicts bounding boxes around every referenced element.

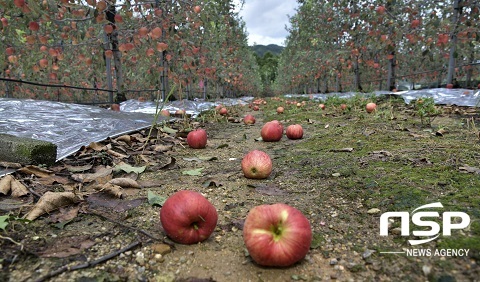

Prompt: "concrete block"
[0,134,57,166]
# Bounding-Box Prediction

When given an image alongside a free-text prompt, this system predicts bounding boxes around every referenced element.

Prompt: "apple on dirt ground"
[261,120,283,142]
[186,128,207,149]
[340,103,347,110]
[286,124,303,140]
[160,190,218,244]
[243,203,312,267]
[276,106,284,114]
[243,114,256,125]
[241,150,272,179]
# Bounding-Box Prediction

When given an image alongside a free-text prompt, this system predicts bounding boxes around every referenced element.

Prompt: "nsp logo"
[379,202,470,245]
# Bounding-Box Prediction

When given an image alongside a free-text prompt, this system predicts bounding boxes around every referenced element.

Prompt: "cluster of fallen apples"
[160,101,378,266]
[159,114,314,267]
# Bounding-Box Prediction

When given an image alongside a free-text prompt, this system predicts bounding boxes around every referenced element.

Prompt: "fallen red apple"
[261,120,283,142]
[241,150,272,179]
[276,106,284,114]
[110,104,120,111]
[243,203,312,267]
[319,104,325,110]
[446,83,454,89]
[160,190,218,244]
[160,109,170,117]
[365,102,377,113]
[187,128,207,149]
[253,105,260,111]
[244,114,256,125]
[286,124,303,140]
[340,104,347,110]
[219,107,228,115]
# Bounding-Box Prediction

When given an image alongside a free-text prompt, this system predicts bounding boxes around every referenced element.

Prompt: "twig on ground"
[33,241,141,282]
[87,209,165,242]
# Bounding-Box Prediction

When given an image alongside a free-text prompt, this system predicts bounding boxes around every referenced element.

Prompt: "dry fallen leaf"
[71,166,113,183]
[0,175,29,197]
[108,178,141,189]
[94,182,123,198]
[25,191,80,221]
[88,142,107,151]
[17,165,53,178]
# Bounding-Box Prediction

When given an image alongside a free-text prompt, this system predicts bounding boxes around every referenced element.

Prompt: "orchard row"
[275,0,480,94]
[1,0,262,102]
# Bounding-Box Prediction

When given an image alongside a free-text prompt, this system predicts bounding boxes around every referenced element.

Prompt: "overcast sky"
[233,1,299,46]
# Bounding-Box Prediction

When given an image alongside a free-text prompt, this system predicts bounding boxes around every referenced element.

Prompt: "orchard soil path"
[2,95,480,282]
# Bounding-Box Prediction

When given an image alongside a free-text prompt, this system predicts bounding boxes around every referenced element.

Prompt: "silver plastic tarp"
[0,97,253,176]
[0,89,478,176]
[287,88,480,107]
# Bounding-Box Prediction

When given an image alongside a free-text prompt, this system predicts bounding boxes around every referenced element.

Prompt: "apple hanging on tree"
[243,203,312,267]
[160,190,218,244]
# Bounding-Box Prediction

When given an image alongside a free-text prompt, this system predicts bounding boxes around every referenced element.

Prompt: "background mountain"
[250,44,284,57]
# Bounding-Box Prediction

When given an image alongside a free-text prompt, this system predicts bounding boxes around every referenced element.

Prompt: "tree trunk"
[446,0,461,85]
[354,58,363,92]
[387,51,396,91]
[465,51,474,88]
[105,4,125,103]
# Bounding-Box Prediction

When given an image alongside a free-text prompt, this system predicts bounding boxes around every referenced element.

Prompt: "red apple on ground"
[186,128,207,149]
[110,104,120,111]
[244,114,256,125]
[340,104,347,110]
[446,83,454,89]
[243,203,312,267]
[276,106,284,114]
[261,120,283,142]
[160,190,218,244]
[319,104,325,110]
[219,107,228,115]
[253,105,260,111]
[286,124,303,140]
[160,109,170,117]
[241,150,272,179]
[366,102,377,113]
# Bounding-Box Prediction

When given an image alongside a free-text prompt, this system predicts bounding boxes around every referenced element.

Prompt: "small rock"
[332,172,341,177]
[367,208,381,214]
[152,243,171,255]
[330,258,338,265]
[422,264,432,276]
[362,249,375,259]
[391,227,402,235]
[135,251,145,265]
[154,254,164,262]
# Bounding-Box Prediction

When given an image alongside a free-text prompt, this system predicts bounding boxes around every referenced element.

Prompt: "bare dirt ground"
[1,95,479,282]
